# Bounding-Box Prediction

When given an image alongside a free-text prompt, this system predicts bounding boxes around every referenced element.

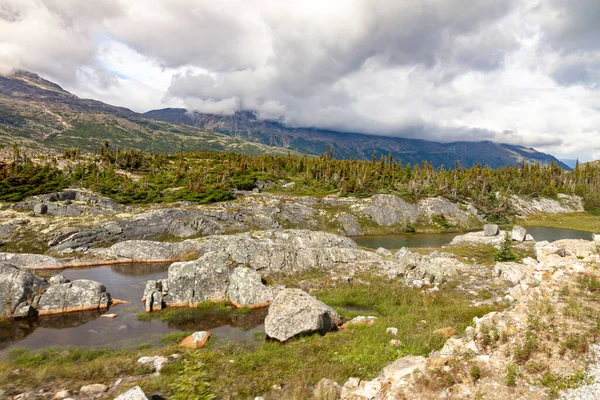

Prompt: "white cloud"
[0,0,599,160]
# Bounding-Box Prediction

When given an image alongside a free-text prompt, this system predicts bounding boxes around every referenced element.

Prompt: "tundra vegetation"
[1,145,600,219]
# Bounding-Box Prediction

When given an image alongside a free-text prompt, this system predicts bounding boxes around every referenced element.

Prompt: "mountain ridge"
[0,71,570,169]
[143,107,570,169]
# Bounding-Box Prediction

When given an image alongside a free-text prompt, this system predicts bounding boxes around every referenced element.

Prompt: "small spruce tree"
[494,232,518,262]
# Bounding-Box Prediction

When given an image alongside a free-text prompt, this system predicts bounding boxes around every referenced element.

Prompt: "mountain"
[560,159,579,169]
[0,71,292,156]
[0,71,569,169]
[143,108,570,169]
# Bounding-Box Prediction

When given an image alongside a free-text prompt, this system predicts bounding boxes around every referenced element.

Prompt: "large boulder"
[227,267,274,308]
[0,263,47,318]
[161,252,232,307]
[265,289,342,341]
[114,386,149,400]
[36,280,111,315]
[511,225,527,242]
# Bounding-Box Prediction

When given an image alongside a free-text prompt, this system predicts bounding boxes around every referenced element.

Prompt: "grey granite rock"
[265,289,341,341]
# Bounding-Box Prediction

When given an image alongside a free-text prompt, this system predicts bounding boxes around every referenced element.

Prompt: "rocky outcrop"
[388,248,464,286]
[0,263,111,319]
[0,253,65,269]
[264,289,342,341]
[16,190,124,216]
[508,193,584,216]
[92,240,201,262]
[0,262,47,318]
[363,194,418,226]
[227,267,274,308]
[36,280,111,315]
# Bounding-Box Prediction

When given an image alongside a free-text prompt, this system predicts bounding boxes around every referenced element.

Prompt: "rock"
[265,289,342,341]
[381,355,426,385]
[389,339,402,346]
[53,390,70,400]
[594,234,600,242]
[143,280,164,312]
[433,327,457,338]
[449,231,506,246]
[114,387,149,400]
[0,253,64,269]
[363,194,418,226]
[337,214,363,236]
[137,355,178,373]
[0,224,15,239]
[0,263,47,318]
[508,193,584,215]
[376,247,392,257]
[483,224,499,236]
[341,316,377,329]
[180,331,211,349]
[227,267,273,308]
[389,249,463,284]
[493,262,535,284]
[49,275,69,285]
[160,253,231,306]
[100,313,118,318]
[33,203,48,215]
[525,234,535,241]
[37,280,111,315]
[313,378,341,400]
[93,240,201,262]
[79,384,108,396]
[282,182,296,188]
[386,327,398,336]
[13,302,36,319]
[511,225,527,242]
[555,247,567,257]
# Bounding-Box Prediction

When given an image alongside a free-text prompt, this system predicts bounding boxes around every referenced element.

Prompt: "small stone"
[432,327,457,338]
[100,313,118,318]
[137,356,171,374]
[79,384,108,395]
[49,275,69,285]
[555,248,567,257]
[53,390,70,400]
[313,378,341,400]
[344,377,361,389]
[510,225,527,242]
[386,327,398,336]
[376,247,393,257]
[390,339,402,346]
[341,316,377,329]
[180,331,211,349]
[114,386,149,400]
[483,224,499,236]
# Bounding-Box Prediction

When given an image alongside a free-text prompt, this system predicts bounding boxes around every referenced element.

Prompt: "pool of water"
[0,263,265,355]
[352,226,593,250]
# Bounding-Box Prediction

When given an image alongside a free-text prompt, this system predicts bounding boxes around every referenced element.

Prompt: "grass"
[0,277,501,399]
[444,243,535,267]
[518,212,600,233]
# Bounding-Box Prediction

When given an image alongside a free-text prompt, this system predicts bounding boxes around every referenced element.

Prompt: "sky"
[0,0,599,161]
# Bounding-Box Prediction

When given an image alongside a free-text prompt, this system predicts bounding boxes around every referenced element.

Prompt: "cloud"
[0,0,599,160]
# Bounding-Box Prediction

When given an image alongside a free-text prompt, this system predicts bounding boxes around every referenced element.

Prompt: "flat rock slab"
[180,331,211,349]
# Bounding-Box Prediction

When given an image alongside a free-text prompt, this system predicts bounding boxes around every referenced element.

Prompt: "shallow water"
[0,263,265,355]
[352,226,593,250]
[1,225,593,353]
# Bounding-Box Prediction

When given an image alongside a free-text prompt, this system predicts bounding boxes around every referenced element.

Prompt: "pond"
[0,263,266,355]
[352,225,593,250]
[1,225,594,353]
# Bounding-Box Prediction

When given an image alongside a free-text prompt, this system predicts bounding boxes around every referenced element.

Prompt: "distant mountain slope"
[144,108,570,169]
[0,71,293,156]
